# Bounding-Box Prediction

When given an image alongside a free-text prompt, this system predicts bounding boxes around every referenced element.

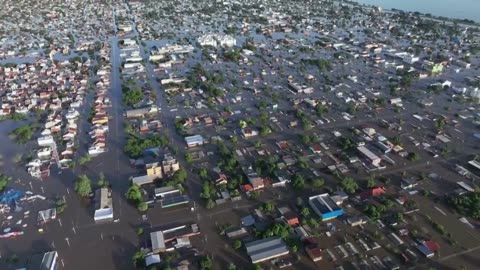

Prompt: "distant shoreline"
[339,0,479,26]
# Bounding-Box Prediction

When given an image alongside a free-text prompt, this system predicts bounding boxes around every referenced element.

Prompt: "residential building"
[245,236,289,263]
[94,188,113,223]
[150,231,166,253]
[185,135,204,148]
[309,193,344,221]
[146,162,163,178]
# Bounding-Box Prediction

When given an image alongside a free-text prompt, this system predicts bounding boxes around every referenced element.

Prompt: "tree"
[435,118,446,130]
[262,201,275,213]
[199,255,213,270]
[0,174,11,192]
[199,168,208,179]
[98,172,108,188]
[126,184,142,203]
[227,263,237,270]
[138,201,148,212]
[231,135,238,146]
[74,175,92,197]
[200,182,215,200]
[233,240,242,250]
[10,125,34,144]
[259,125,271,136]
[315,104,328,116]
[292,174,305,190]
[366,176,376,188]
[132,250,146,269]
[312,178,325,189]
[340,177,359,194]
[408,152,420,161]
[185,153,193,164]
[301,207,310,217]
[206,199,216,209]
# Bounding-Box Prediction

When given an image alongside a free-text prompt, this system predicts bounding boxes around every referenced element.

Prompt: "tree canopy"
[74,175,92,197]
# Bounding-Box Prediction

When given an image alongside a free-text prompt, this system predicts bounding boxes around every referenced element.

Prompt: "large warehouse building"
[309,193,344,221]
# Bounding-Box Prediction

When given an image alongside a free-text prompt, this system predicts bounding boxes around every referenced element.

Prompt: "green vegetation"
[301,58,331,72]
[79,154,92,165]
[233,240,242,250]
[0,174,11,192]
[340,177,359,194]
[407,152,421,161]
[0,113,27,121]
[291,174,306,190]
[98,172,109,188]
[447,192,480,219]
[122,87,143,107]
[199,255,213,270]
[55,198,67,214]
[126,184,143,203]
[124,135,169,158]
[224,49,242,62]
[364,203,386,220]
[132,249,146,269]
[74,175,92,197]
[261,201,276,213]
[10,125,34,144]
[138,201,148,212]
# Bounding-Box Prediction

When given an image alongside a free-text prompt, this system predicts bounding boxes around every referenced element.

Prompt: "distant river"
[353,0,480,22]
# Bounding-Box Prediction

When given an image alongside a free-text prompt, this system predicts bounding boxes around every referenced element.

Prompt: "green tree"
[408,152,420,161]
[199,255,213,270]
[233,240,242,250]
[132,250,146,269]
[292,174,305,190]
[366,176,376,188]
[185,153,193,164]
[138,201,148,212]
[199,168,208,179]
[74,175,92,197]
[301,207,310,217]
[312,178,325,189]
[98,172,108,188]
[0,174,11,192]
[262,201,276,213]
[340,177,359,194]
[126,184,143,203]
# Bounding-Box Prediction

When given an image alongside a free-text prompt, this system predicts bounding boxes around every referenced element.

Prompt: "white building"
[94,188,113,223]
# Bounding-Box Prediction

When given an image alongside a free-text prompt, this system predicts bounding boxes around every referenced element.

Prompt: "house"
[309,193,344,221]
[277,206,300,226]
[132,175,156,186]
[150,231,166,253]
[305,246,323,262]
[146,162,163,179]
[26,251,59,270]
[241,128,258,138]
[360,186,386,200]
[154,186,189,208]
[94,188,113,223]
[125,106,158,118]
[185,135,204,148]
[214,173,228,186]
[247,172,264,190]
[416,240,440,258]
[245,236,289,263]
[357,146,381,166]
[225,227,249,239]
[163,155,180,175]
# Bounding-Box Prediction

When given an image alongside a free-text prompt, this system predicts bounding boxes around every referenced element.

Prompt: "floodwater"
[353,0,480,22]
